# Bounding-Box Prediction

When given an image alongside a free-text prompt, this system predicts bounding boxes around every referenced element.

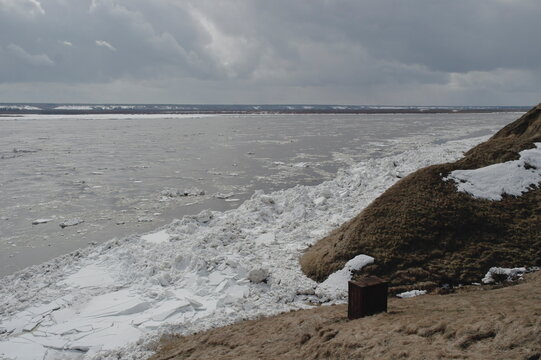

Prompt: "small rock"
[248,269,268,283]
[138,217,153,223]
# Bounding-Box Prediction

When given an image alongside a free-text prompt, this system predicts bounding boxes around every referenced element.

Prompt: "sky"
[0,0,539,105]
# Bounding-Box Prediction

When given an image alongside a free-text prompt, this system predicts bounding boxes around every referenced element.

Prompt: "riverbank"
[0,135,487,359]
[152,271,541,360]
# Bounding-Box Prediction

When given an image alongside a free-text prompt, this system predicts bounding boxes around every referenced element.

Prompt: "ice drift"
[0,136,486,360]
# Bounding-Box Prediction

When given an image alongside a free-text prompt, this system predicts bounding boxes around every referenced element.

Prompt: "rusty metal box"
[348,276,388,319]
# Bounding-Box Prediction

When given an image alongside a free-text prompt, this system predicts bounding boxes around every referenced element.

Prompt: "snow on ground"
[0,136,487,360]
[445,143,541,200]
[316,255,374,299]
[396,290,427,298]
[482,267,528,284]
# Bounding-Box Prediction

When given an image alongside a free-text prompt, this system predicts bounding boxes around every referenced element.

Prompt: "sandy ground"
[151,271,541,360]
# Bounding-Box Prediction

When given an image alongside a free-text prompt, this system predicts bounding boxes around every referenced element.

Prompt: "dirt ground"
[150,271,541,360]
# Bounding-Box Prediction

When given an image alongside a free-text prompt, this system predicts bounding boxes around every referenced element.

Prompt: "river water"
[0,112,521,276]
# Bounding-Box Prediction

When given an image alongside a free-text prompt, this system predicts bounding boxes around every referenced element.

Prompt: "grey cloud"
[0,0,540,104]
[95,40,116,51]
[6,43,54,66]
[0,0,45,18]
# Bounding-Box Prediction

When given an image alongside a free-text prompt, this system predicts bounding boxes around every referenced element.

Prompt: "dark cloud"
[0,0,539,104]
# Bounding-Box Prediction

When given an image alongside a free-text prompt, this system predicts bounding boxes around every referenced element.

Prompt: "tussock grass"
[151,272,541,360]
[301,104,541,290]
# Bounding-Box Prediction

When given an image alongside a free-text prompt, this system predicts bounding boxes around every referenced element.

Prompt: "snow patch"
[396,290,427,298]
[482,267,527,284]
[316,255,374,298]
[445,143,541,200]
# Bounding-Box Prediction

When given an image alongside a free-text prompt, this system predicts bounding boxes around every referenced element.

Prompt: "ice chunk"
[44,348,88,359]
[148,300,191,322]
[215,280,229,293]
[215,192,234,199]
[0,311,34,334]
[248,269,268,283]
[227,285,249,299]
[208,271,227,286]
[194,210,213,223]
[141,229,170,244]
[67,322,143,351]
[161,188,205,197]
[255,233,275,246]
[78,290,150,318]
[26,302,62,316]
[0,337,47,360]
[62,264,115,288]
[59,218,84,228]
[186,297,205,310]
[32,218,53,225]
[19,333,68,350]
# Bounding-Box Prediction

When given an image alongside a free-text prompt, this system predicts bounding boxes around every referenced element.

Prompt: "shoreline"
[2,112,518,277]
[0,104,531,117]
[152,271,541,360]
[0,135,493,359]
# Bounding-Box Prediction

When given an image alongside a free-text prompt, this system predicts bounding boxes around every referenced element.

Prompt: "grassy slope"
[151,272,541,360]
[301,104,541,292]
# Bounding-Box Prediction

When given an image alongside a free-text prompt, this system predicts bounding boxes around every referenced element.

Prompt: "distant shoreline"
[0,103,530,116]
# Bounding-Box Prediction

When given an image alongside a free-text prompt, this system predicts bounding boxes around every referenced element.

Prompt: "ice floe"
[141,229,170,244]
[0,136,487,359]
[445,143,541,200]
[32,218,53,225]
[214,192,235,199]
[60,218,84,228]
[160,188,205,198]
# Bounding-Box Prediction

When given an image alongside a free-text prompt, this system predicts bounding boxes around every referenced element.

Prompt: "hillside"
[151,272,541,360]
[301,104,541,292]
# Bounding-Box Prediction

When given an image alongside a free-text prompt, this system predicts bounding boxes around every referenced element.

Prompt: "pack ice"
[0,137,483,360]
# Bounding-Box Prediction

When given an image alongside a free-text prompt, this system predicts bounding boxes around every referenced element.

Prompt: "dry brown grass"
[301,104,541,291]
[151,271,541,360]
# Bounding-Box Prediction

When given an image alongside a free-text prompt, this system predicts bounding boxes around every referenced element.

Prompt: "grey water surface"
[0,112,521,276]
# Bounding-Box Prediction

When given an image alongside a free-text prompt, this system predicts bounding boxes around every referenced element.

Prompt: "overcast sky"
[0,0,539,105]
